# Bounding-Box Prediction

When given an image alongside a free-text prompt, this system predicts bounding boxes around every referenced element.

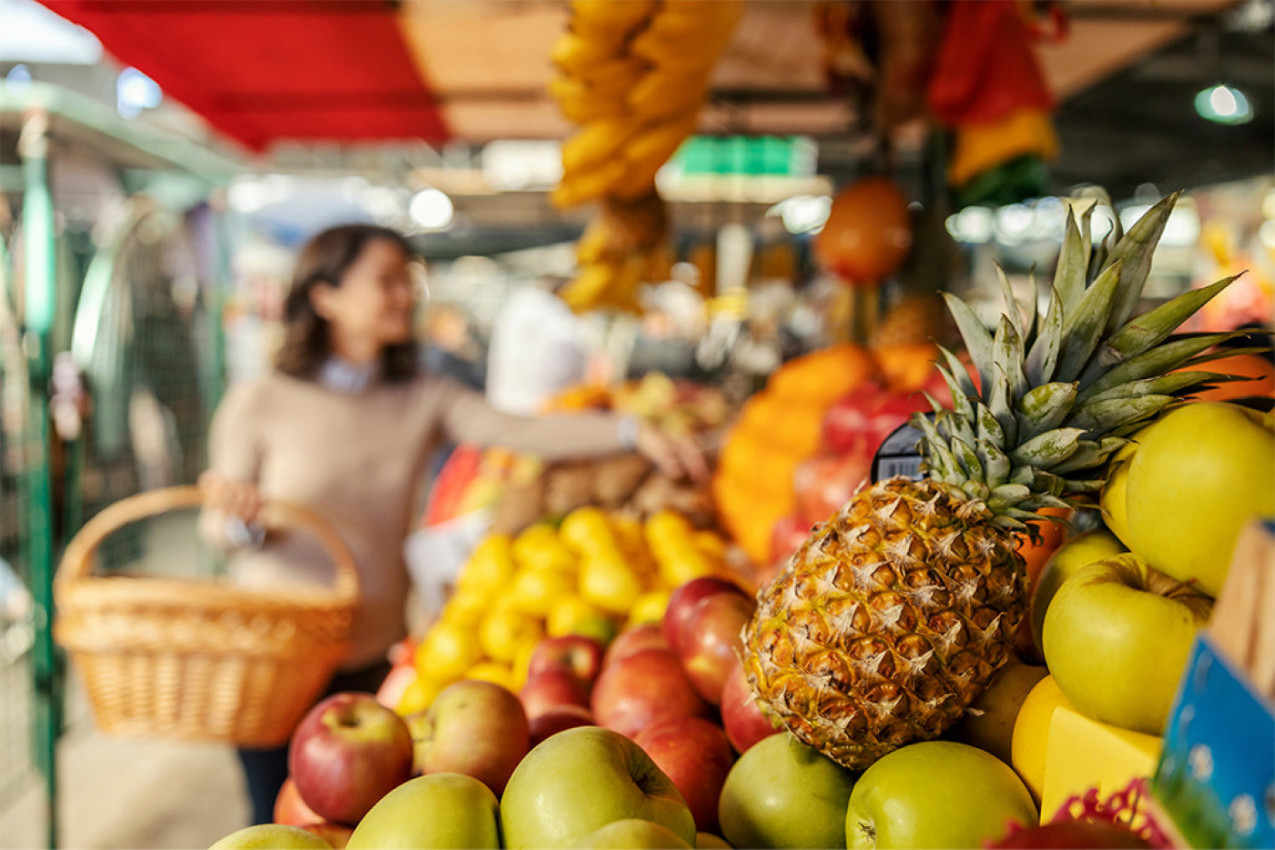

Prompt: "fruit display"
[426,374,729,535]
[713,342,948,565]
[740,194,1250,772]
[550,0,743,312]
[402,509,734,714]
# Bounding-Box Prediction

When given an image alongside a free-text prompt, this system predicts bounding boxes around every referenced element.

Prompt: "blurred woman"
[200,224,705,824]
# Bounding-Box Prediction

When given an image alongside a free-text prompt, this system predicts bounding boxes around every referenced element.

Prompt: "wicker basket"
[54,486,360,748]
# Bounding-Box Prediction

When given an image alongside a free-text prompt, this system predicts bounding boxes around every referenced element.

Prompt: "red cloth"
[927,0,1055,127]
[42,0,449,150]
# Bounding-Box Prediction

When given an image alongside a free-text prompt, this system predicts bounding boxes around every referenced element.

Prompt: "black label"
[870,414,934,483]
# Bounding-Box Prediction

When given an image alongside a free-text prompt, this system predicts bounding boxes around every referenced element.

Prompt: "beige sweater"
[208,371,626,669]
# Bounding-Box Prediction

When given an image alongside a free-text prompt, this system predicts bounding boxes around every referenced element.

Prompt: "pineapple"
[742,193,1249,770]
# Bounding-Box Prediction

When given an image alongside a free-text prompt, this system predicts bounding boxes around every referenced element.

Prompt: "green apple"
[1124,402,1275,596]
[1030,529,1126,652]
[346,773,500,849]
[696,833,733,849]
[717,731,855,849]
[846,741,1037,850]
[1042,554,1212,735]
[500,726,695,849]
[210,824,333,850]
[948,660,1047,764]
[573,819,692,849]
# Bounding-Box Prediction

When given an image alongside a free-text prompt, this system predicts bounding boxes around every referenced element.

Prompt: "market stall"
[1,1,1272,849]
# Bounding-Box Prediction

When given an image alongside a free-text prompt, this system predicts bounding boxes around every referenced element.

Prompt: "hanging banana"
[548,0,743,314]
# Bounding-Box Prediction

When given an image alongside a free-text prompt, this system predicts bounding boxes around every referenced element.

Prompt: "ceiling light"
[409,188,454,231]
[1195,83,1253,125]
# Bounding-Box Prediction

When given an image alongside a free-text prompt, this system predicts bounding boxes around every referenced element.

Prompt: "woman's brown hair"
[276,224,420,383]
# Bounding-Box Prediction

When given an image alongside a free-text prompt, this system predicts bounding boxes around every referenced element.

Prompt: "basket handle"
[56,485,361,605]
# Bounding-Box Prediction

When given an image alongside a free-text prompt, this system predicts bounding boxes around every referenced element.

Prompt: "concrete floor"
[0,721,247,850]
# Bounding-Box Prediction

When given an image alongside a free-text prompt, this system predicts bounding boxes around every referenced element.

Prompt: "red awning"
[41,0,450,151]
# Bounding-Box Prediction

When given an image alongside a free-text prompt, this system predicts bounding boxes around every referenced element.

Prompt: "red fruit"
[663,578,750,655]
[821,382,933,457]
[527,636,606,685]
[793,453,873,527]
[273,777,322,827]
[520,668,590,720]
[770,515,812,565]
[604,623,670,668]
[720,657,780,754]
[633,717,736,834]
[989,821,1150,849]
[288,692,414,826]
[409,679,529,795]
[374,660,418,711]
[591,649,712,738]
[528,705,596,748]
[679,593,756,705]
[814,177,913,283]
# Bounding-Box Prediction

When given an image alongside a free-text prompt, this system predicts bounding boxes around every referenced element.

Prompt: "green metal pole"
[20,109,61,850]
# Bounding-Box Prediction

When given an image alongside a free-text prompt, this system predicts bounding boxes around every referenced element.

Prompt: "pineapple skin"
[742,476,1029,770]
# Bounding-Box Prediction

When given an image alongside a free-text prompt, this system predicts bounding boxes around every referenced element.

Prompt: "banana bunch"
[551,0,743,313]
[561,191,674,314]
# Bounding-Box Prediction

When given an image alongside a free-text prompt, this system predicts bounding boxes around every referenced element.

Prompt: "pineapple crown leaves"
[915,192,1251,529]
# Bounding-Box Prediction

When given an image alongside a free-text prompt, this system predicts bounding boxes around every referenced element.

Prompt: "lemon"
[645,510,694,550]
[560,507,620,556]
[397,673,449,716]
[572,615,620,646]
[580,554,643,615]
[509,567,575,618]
[416,621,482,681]
[693,530,728,559]
[464,661,516,691]
[629,589,671,625]
[458,534,516,595]
[512,639,540,689]
[479,609,545,663]
[547,595,606,638]
[512,524,578,573]
[657,543,718,587]
[442,589,488,626]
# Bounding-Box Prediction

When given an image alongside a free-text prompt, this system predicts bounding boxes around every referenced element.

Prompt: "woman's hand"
[198,470,262,525]
[635,422,711,484]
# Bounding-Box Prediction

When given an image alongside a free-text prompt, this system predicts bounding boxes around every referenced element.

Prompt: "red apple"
[520,668,590,719]
[408,679,529,795]
[289,692,414,825]
[302,822,353,849]
[591,648,712,738]
[528,704,596,748]
[633,717,736,834]
[603,623,670,668]
[527,635,606,685]
[679,592,756,704]
[793,452,872,527]
[662,578,750,656]
[770,515,813,565]
[375,659,418,711]
[273,777,322,827]
[720,658,780,754]
[821,382,936,456]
